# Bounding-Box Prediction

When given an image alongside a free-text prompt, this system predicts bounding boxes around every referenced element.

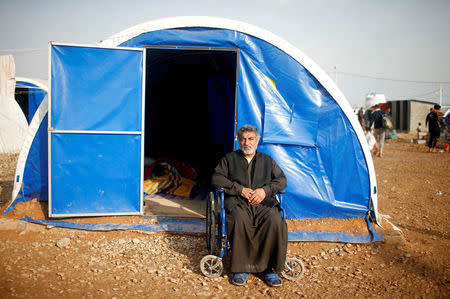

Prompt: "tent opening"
[143,47,238,217]
[15,87,30,123]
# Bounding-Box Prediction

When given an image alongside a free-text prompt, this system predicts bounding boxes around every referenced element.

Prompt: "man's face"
[239,131,258,156]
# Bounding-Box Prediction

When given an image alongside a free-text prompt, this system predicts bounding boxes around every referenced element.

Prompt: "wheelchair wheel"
[206,192,216,254]
[281,257,305,281]
[200,255,223,278]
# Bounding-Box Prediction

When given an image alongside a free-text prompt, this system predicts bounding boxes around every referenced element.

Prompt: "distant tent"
[0,56,47,154]
[0,92,28,153]
[15,77,48,124]
[0,56,39,153]
[9,17,379,233]
[365,93,386,109]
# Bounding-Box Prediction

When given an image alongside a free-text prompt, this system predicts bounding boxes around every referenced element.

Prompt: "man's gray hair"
[238,124,260,139]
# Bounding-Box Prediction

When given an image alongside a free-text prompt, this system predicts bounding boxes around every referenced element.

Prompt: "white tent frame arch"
[15,77,48,93]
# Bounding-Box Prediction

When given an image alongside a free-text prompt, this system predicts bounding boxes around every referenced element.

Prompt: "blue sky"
[1,0,449,107]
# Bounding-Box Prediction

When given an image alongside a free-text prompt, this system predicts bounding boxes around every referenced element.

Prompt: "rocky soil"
[0,139,449,298]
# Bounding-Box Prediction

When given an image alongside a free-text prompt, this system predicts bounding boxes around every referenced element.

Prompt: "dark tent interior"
[144,48,237,189]
[15,88,30,123]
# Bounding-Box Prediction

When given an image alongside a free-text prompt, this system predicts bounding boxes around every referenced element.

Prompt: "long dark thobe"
[211,150,287,273]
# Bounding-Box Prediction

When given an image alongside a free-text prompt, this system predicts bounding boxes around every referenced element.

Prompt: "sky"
[1,0,449,108]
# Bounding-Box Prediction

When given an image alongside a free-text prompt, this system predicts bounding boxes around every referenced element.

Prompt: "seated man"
[211,124,287,287]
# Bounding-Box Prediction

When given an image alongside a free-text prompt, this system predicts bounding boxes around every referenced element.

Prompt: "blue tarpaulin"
[20,215,382,243]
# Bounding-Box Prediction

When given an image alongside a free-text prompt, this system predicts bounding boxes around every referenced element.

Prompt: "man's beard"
[242,146,256,155]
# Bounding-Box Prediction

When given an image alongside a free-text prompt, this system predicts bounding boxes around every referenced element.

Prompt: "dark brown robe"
[211,150,287,273]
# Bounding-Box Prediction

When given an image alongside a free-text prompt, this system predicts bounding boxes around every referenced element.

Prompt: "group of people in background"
[359,103,449,154]
[358,105,392,158]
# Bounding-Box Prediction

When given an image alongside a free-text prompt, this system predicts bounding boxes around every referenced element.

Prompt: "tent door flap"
[48,43,145,217]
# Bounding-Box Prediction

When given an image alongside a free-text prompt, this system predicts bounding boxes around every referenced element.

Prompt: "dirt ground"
[0,137,448,298]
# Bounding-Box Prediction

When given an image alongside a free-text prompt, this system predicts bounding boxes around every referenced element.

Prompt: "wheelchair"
[200,188,305,280]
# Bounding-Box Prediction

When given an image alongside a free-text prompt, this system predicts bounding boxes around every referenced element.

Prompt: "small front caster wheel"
[200,255,223,278]
[281,257,305,281]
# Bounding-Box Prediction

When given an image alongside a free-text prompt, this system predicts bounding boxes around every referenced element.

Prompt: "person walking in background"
[427,104,443,152]
[364,106,375,132]
[425,108,433,128]
[357,107,365,128]
[384,107,393,140]
[372,105,387,157]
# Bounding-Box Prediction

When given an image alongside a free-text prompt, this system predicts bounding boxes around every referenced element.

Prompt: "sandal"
[264,272,282,287]
[231,272,249,286]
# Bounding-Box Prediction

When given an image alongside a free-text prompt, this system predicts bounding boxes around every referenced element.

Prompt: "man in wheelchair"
[211,125,288,287]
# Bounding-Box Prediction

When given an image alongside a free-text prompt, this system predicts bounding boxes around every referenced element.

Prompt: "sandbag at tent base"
[20,216,383,243]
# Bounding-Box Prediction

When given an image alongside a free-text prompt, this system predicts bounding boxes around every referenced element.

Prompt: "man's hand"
[241,187,253,200]
[248,188,265,205]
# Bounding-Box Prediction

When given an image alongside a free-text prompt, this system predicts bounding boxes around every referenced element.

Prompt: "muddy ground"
[0,137,448,298]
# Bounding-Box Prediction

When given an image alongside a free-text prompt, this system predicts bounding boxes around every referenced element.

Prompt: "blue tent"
[8,17,380,240]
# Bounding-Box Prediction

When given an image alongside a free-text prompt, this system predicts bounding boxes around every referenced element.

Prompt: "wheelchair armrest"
[276,190,286,221]
[216,187,282,195]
